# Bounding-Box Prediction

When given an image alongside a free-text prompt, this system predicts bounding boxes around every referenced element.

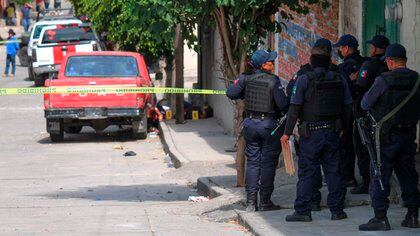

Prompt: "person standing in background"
[21,3,32,33]
[3,29,19,77]
[54,0,62,9]
[36,0,44,12]
[44,0,50,10]
[5,3,16,26]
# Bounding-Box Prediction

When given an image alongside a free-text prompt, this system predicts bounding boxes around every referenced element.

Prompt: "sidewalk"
[160,118,419,235]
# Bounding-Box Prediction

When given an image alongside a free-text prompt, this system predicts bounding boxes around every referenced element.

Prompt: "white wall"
[207,30,235,134]
[400,0,420,72]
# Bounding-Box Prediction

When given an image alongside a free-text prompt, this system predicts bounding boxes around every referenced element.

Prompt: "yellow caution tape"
[0,86,227,96]
[0,40,22,44]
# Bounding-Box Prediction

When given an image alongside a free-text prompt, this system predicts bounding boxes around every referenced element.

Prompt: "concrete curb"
[158,121,190,168]
[197,176,262,235]
[197,177,233,199]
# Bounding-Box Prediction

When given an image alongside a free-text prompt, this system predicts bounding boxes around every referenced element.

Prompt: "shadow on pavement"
[37,127,145,144]
[37,184,197,202]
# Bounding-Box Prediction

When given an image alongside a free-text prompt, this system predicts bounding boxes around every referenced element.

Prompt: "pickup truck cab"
[27,19,82,80]
[32,24,101,87]
[44,51,153,142]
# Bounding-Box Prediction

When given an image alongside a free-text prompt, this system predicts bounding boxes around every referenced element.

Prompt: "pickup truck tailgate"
[47,78,146,109]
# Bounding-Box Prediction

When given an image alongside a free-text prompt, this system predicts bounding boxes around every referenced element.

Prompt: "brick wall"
[277,1,340,81]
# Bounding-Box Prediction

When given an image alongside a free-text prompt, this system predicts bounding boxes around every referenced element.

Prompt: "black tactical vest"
[244,72,277,114]
[370,70,420,127]
[301,71,344,121]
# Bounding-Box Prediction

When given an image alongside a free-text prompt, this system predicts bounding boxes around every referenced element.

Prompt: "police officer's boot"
[246,192,258,212]
[259,193,281,211]
[331,211,348,220]
[401,207,419,228]
[350,177,369,194]
[359,210,391,231]
[285,212,312,222]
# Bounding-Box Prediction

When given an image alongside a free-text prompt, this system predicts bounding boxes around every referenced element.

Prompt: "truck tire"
[132,115,148,139]
[34,74,46,87]
[18,47,30,67]
[65,126,83,134]
[28,65,34,81]
[47,119,64,142]
[50,132,64,142]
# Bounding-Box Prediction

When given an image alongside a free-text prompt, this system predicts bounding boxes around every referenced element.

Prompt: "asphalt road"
[0,47,248,235]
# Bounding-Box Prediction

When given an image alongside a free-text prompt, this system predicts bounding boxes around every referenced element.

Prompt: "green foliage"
[11,0,31,5]
[70,0,330,71]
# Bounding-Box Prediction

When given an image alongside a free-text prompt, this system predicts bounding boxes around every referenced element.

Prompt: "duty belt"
[308,122,335,131]
[245,111,278,120]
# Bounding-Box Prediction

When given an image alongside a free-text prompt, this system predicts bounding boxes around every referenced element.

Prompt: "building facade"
[276,0,420,81]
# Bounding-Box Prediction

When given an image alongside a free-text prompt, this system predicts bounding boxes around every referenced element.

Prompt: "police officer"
[351,35,390,194]
[282,42,353,222]
[333,34,366,187]
[227,50,289,212]
[286,38,338,212]
[359,44,420,231]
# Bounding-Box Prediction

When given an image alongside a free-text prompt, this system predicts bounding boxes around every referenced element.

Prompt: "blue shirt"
[361,68,412,110]
[290,67,353,106]
[21,6,31,19]
[6,36,19,56]
[226,70,289,111]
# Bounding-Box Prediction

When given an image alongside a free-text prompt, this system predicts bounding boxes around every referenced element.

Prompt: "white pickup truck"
[32,24,102,86]
[27,19,82,81]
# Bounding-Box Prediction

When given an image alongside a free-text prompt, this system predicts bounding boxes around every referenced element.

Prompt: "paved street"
[0,49,249,235]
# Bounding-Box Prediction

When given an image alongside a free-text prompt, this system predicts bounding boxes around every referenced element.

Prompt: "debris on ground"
[167,191,173,194]
[164,154,174,168]
[123,151,137,157]
[188,196,209,202]
[113,145,124,150]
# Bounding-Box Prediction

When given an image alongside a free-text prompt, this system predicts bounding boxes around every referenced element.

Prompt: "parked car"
[32,24,102,86]
[27,19,82,80]
[44,51,154,142]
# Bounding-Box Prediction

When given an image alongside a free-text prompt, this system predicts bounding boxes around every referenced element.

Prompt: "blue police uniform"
[286,62,338,210]
[284,64,353,221]
[359,43,420,231]
[338,52,365,186]
[360,68,420,229]
[227,57,289,212]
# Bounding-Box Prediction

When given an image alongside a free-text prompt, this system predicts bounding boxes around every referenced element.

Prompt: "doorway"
[363,0,400,55]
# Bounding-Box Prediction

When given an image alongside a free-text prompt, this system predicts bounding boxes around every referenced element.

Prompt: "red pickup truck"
[44,51,153,142]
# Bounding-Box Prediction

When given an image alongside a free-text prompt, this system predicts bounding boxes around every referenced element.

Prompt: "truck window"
[65,56,139,77]
[34,24,52,39]
[41,27,96,44]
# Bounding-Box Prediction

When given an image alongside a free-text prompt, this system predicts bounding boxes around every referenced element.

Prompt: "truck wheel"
[132,115,148,139]
[28,65,34,81]
[50,132,64,142]
[18,47,30,67]
[47,119,64,142]
[65,126,83,134]
[34,74,46,87]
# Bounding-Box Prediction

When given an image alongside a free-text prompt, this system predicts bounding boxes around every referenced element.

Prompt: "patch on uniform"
[292,85,297,95]
[359,70,368,79]
[292,73,298,81]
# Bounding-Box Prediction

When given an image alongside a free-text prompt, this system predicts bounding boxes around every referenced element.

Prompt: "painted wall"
[277,1,340,81]
[400,0,420,72]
